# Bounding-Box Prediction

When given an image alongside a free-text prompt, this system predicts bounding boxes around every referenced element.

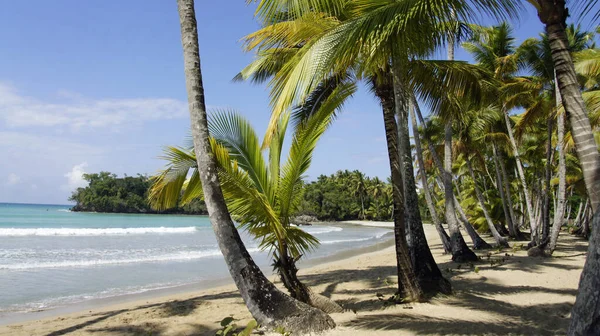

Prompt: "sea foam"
[0,227,197,236]
[302,226,343,234]
[0,247,262,270]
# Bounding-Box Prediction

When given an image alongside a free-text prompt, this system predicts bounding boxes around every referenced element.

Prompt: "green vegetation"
[69,172,207,214]
[216,317,258,336]
[171,0,600,333]
[149,108,343,312]
[298,170,394,221]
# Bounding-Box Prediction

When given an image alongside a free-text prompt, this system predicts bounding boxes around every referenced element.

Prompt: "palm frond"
[209,109,271,196]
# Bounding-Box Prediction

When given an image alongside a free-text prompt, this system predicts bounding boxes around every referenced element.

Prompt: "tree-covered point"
[69,172,207,215]
[297,170,398,221]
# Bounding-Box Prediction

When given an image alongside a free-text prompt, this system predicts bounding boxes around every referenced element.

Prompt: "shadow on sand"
[42,233,587,336]
[44,291,241,336]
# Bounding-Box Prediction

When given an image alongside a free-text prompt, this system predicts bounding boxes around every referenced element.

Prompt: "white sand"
[0,223,586,336]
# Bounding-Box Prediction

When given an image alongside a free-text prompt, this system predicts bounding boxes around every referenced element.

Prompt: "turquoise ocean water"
[0,203,390,320]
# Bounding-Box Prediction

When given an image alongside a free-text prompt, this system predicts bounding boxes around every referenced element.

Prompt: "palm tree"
[454,103,510,247]
[464,23,540,240]
[150,108,346,313]
[242,2,464,299]
[414,103,492,252]
[350,170,368,220]
[174,1,334,332]
[516,25,595,253]
[529,0,600,213]
[246,0,523,286]
[410,102,453,253]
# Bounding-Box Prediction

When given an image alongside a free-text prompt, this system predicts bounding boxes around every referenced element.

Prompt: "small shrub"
[216,316,258,336]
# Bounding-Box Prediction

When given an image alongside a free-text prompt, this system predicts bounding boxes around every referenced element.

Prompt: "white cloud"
[63,162,89,191]
[6,173,20,185]
[0,83,188,131]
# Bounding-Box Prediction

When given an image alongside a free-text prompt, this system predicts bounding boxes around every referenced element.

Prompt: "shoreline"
[0,232,395,327]
[1,223,587,335]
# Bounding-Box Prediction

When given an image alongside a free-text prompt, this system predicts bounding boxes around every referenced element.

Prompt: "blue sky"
[0,1,585,204]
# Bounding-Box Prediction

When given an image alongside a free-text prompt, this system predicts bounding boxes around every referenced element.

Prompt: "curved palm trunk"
[479,170,509,236]
[466,156,509,247]
[409,100,452,254]
[567,208,600,336]
[573,200,585,233]
[454,195,492,249]
[176,1,335,332]
[376,74,423,301]
[538,2,600,213]
[502,106,537,236]
[398,97,451,296]
[494,143,523,239]
[539,118,554,247]
[276,249,344,314]
[492,145,518,238]
[445,123,479,261]
[547,83,567,254]
[412,100,477,261]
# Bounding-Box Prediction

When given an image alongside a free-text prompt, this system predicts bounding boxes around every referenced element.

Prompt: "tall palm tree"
[442,26,492,259]
[246,0,521,283]
[413,103,492,251]
[529,0,600,212]
[175,1,334,332]
[464,23,540,239]
[410,102,453,254]
[454,103,510,247]
[241,3,464,299]
[150,107,347,313]
[516,25,594,253]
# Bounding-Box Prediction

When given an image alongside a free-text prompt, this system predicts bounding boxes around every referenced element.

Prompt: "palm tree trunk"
[276,248,344,314]
[397,95,451,296]
[176,1,335,332]
[409,98,452,254]
[540,118,554,247]
[375,74,423,301]
[573,199,585,232]
[413,100,477,261]
[444,123,479,261]
[538,2,600,213]
[567,208,600,336]
[478,170,509,236]
[495,143,523,238]
[492,143,521,238]
[502,106,537,236]
[276,248,310,303]
[454,194,492,249]
[547,78,567,255]
[466,156,509,247]
[583,205,592,239]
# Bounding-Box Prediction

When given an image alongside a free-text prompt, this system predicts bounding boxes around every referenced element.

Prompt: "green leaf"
[220,316,235,327]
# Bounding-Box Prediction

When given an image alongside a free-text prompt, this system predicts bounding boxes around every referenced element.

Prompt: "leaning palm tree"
[512,24,594,253]
[174,0,334,332]
[454,102,510,247]
[528,0,600,212]
[464,22,540,240]
[149,105,349,314]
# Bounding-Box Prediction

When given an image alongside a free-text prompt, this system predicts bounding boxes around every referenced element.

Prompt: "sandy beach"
[0,222,587,336]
